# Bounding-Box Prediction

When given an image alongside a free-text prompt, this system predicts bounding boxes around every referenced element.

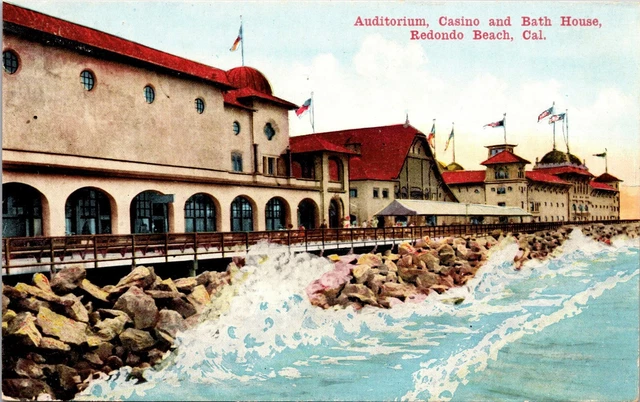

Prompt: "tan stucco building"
[442,144,621,222]
[1,3,341,237]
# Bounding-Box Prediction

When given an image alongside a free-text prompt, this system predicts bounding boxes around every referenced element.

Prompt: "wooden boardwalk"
[2,220,635,276]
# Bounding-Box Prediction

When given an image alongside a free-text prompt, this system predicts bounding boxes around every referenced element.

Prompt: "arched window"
[2,183,43,237]
[185,193,216,232]
[328,157,343,182]
[65,188,112,235]
[231,196,253,232]
[495,166,509,179]
[130,191,170,234]
[265,198,286,231]
[298,199,318,230]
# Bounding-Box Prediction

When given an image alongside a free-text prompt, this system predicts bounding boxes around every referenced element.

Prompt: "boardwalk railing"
[2,219,637,275]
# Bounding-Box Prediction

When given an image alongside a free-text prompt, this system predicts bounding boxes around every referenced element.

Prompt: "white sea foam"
[78,230,639,401]
[402,230,639,401]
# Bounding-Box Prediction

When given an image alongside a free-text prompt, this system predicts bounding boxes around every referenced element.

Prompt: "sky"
[5,1,640,194]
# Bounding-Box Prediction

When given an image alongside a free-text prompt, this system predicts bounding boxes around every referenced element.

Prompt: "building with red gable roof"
[290,123,459,226]
[1,2,340,237]
[442,141,620,222]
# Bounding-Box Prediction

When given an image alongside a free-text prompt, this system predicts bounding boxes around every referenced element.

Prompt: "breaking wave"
[79,230,639,401]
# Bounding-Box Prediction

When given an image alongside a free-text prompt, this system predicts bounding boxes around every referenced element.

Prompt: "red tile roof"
[480,150,530,165]
[590,181,617,191]
[226,87,298,110]
[289,135,357,155]
[222,93,255,111]
[534,166,594,177]
[293,124,421,181]
[525,171,571,185]
[3,2,233,88]
[594,172,622,183]
[441,170,486,185]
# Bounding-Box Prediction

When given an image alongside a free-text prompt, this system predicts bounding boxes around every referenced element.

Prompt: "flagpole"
[240,16,244,66]
[310,91,315,133]
[605,148,608,173]
[565,109,570,154]
[452,122,456,163]
[433,119,436,160]
[503,113,507,144]
[551,101,556,150]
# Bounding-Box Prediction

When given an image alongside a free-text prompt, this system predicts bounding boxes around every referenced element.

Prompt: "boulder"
[79,279,110,303]
[341,283,378,306]
[119,328,156,352]
[437,244,456,266]
[56,364,80,392]
[62,295,90,323]
[13,283,73,306]
[113,286,158,330]
[50,265,86,294]
[15,297,53,313]
[93,342,114,362]
[83,352,103,366]
[356,254,383,267]
[145,290,185,299]
[106,355,123,370]
[36,307,88,345]
[166,297,198,319]
[2,378,52,400]
[174,277,198,293]
[2,294,9,310]
[365,274,387,296]
[15,358,44,379]
[94,315,129,341]
[38,336,71,352]
[351,264,373,284]
[415,272,439,291]
[155,309,187,339]
[111,266,157,294]
[380,282,416,300]
[7,311,42,347]
[152,278,180,293]
[32,273,52,293]
[186,285,211,313]
[417,252,441,272]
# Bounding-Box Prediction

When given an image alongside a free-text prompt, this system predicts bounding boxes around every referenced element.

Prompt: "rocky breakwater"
[307,223,640,310]
[2,265,230,400]
[306,234,500,310]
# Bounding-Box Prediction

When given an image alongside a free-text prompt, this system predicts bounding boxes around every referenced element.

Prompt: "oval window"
[80,70,95,91]
[144,85,155,103]
[233,121,241,135]
[264,123,275,140]
[195,98,205,114]
[3,50,19,74]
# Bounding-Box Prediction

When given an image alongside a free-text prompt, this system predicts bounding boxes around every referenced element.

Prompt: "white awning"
[375,199,531,217]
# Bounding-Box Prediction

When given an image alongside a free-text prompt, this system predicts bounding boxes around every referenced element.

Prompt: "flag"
[537,105,554,122]
[548,113,565,124]
[427,122,435,148]
[483,119,504,128]
[593,152,607,158]
[295,98,312,117]
[444,127,454,151]
[230,25,242,51]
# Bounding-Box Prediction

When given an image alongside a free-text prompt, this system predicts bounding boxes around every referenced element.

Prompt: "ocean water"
[79,230,639,401]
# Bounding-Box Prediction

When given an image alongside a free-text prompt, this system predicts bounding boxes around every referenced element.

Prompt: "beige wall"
[527,184,569,222]
[2,34,295,174]
[590,190,619,220]
[449,184,486,204]
[349,180,396,224]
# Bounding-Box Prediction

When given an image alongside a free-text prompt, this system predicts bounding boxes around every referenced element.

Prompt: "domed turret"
[539,149,583,166]
[226,66,273,95]
[445,162,464,171]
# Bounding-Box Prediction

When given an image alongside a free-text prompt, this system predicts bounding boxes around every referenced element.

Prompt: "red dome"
[226,66,273,95]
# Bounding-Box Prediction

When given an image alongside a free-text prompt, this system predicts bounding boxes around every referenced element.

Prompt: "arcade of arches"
[2,183,323,237]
